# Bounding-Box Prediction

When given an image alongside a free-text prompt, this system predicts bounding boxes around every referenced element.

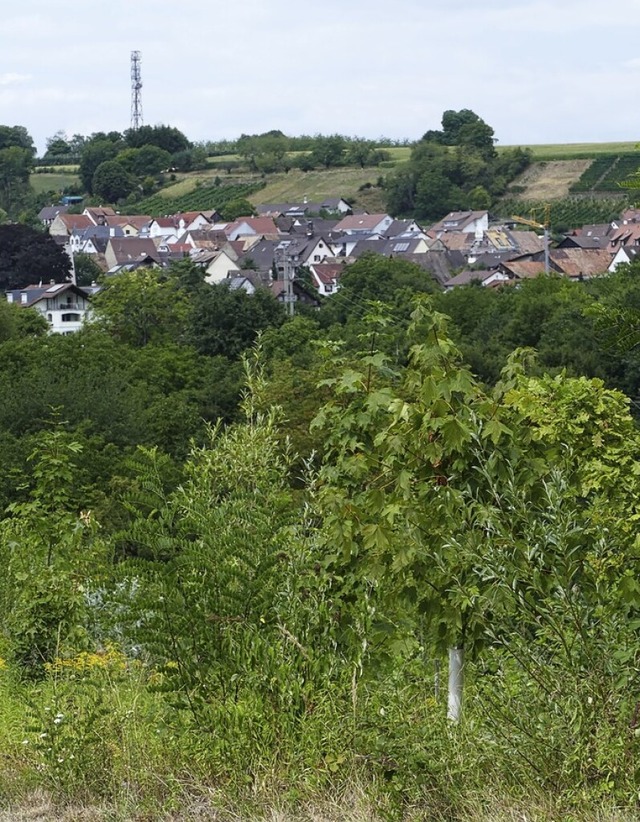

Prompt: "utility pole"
[511,204,551,274]
[69,243,77,286]
[130,50,143,131]
[275,242,295,316]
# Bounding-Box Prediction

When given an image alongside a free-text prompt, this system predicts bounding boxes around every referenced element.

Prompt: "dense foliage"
[0,252,638,819]
[0,223,71,289]
[75,125,203,200]
[3,111,640,817]
[385,110,532,220]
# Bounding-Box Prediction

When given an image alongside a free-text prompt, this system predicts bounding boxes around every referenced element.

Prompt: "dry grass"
[509,160,593,200]
[0,792,110,821]
[0,788,637,822]
[248,169,384,206]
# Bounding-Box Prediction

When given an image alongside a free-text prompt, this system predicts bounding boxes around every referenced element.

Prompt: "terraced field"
[510,160,593,200]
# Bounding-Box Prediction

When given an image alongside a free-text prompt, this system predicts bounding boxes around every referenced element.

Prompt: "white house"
[333,213,394,235]
[430,211,489,240]
[308,262,345,296]
[302,236,337,265]
[609,245,640,272]
[7,283,94,334]
[204,250,242,284]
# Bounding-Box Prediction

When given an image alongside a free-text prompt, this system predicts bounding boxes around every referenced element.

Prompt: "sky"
[2,0,640,155]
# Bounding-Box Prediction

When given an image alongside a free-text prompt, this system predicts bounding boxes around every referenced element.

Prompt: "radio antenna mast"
[130,50,143,130]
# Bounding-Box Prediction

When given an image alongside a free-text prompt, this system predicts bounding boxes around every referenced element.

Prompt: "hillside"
[508,159,592,200]
[29,141,638,219]
[247,167,386,208]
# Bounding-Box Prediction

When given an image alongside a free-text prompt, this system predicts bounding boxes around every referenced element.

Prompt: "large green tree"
[0,224,70,289]
[186,282,285,359]
[124,124,191,154]
[0,145,34,215]
[78,137,122,193]
[90,267,189,347]
[0,125,36,155]
[116,144,172,178]
[91,160,138,202]
[314,298,640,781]
[385,111,530,220]
[310,135,347,169]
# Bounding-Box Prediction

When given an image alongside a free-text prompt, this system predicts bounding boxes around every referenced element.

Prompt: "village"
[17,197,640,333]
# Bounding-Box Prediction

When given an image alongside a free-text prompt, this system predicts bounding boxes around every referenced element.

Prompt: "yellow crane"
[511,204,551,274]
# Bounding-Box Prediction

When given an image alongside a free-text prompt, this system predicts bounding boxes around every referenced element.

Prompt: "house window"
[61,313,81,322]
[314,255,321,262]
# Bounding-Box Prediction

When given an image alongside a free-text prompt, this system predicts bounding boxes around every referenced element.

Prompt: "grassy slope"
[146,168,391,210]
[30,172,80,195]
[247,168,385,205]
[501,141,638,159]
[28,143,636,210]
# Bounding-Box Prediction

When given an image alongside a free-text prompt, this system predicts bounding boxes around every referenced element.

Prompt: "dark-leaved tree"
[92,160,138,203]
[0,224,71,289]
[124,124,191,154]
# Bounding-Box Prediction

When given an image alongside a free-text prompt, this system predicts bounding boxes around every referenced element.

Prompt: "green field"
[501,141,639,160]
[30,171,80,195]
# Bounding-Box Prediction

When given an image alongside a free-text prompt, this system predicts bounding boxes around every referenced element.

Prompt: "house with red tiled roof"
[225,216,280,240]
[49,213,94,238]
[497,260,548,281]
[429,232,475,255]
[608,223,640,253]
[105,215,151,236]
[308,262,346,296]
[148,212,212,240]
[83,206,117,225]
[179,212,212,231]
[104,237,161,271]
[179,228,229,252]
[149,216,181,240]
[549,248,611,280]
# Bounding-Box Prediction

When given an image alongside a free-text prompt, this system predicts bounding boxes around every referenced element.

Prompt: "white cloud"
[2,0,640,152]
[0,73,30,86]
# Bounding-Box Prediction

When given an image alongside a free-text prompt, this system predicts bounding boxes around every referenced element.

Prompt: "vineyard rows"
[497,197,626,231]
[570,153,640,193]
[129,182,264,217]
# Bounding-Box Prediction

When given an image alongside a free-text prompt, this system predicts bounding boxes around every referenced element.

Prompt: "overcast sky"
[2,0,640,155]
